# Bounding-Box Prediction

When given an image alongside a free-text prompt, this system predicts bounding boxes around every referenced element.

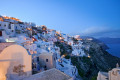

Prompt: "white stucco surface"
[0,44,32,80]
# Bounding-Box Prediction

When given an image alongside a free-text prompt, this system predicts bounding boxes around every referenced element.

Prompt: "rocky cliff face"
[71,39,120,80]
[55,38,120,80]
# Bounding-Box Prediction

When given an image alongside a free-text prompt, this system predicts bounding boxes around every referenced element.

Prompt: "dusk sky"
[0,0,120,38]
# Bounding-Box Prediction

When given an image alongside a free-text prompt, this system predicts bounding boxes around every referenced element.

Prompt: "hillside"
[58,38,120,80]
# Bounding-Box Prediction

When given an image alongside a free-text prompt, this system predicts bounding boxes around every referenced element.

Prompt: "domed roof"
[41,25,47,28]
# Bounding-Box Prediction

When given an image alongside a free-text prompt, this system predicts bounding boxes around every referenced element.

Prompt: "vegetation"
[65,55,71,59]
[54,41,72,56]
[72,37,78,43]
[71,56,94,80]
[91,76,97,80]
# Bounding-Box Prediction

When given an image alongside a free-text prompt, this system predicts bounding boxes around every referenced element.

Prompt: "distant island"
[99,37,120,44]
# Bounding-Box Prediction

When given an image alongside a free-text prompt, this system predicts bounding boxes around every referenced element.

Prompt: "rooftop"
[99,71,108,77]
[23,68,72,80]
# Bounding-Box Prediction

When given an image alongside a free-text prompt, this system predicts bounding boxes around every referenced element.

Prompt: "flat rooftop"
[23,68,72,80]
[99,71,108,77]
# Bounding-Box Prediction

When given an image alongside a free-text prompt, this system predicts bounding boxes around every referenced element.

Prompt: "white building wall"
[39,53,56,70]
[0,45,32,80]
[109,69,120,80]
[97,72,108,80]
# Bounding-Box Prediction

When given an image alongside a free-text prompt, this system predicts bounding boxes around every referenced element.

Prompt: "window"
[0,31,2,36]
[37,57,39,62]
[11,30,14,32]
[46,59,48,62]
[8,24,11,29]
[34,63,36,68]
[4,24,6,27]
[16,26,17,29]
[44,65,47,70]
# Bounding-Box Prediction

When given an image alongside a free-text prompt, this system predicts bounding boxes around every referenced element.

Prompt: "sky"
[0,0,120,38]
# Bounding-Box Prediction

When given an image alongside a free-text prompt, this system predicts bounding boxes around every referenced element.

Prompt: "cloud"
[80,27,109,35]
[70,27,120,38]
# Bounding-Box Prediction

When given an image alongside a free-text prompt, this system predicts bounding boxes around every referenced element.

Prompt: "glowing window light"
[5,39,15,42]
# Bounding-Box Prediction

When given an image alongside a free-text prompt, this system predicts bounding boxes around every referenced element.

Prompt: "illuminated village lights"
[74,35,82,40]
[32,37,37,42]
[24,38,27,40]
[59,37,63,40]
[56,31,60,34]
[32,38,35,41]
[60,41,64,43]
[48,47,51,50]
[33,51,37,54]
[88,54,91,58]
[56,31,61,36]
[87,38,93,41]
[61,54,66,58]
[41,25,47,31]
[42,27,46,31]
[58,59,61,62]
[26,28,32,31]
[0,16,21,22]
[0,17,4,21]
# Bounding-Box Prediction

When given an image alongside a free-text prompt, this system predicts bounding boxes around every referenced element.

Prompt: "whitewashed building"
[97,63,120,80]
[39,52,56,70]
[0,43,32,80]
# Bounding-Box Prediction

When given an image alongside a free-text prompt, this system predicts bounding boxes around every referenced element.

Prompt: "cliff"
[71,39,120,80]
[55,38,120,80]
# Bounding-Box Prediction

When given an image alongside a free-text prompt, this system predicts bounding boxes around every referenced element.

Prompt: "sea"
[106,44,120,58]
